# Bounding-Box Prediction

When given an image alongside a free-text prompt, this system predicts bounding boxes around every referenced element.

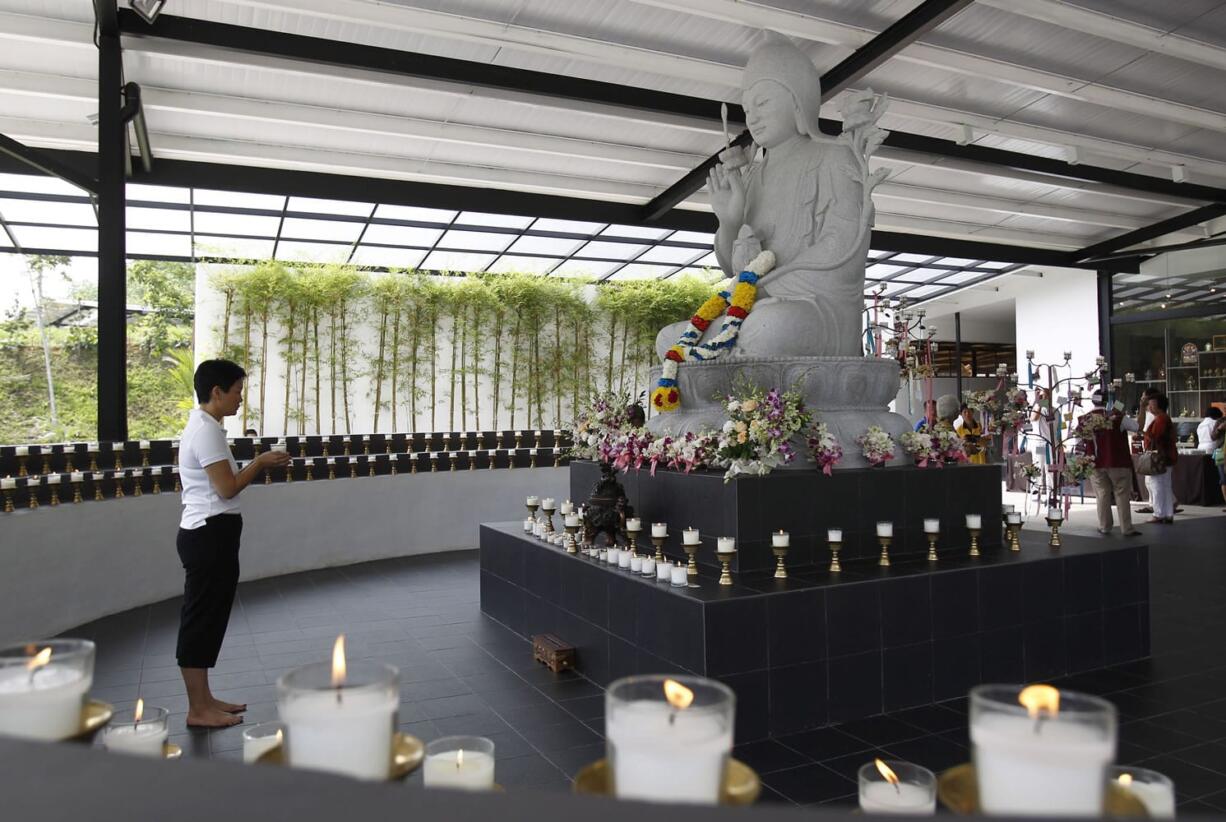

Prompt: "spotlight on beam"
[129,0,166,24]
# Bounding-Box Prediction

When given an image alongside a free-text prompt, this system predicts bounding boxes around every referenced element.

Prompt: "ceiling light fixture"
[129,0,166,24]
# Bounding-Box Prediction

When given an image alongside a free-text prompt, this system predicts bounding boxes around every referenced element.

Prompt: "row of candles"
[0,640,1176,814]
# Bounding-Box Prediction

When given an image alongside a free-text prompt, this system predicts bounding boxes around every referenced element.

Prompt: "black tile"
[881,576,932,648]
[1103,547,1145,608]
[932,570,979,639]
[933,635,981,702]
[558,695,604,721]
[515,719,603,752]
[769,661,827,736]
[883,643,933,712]
[883,733,970,772]
[1065,611,1106,673]
[1136,754,1226,800]
[733,739,811,775]
[768,589,826,666]
[762,763,856,805]
[834,715,927,747]
[827,651,882,723]
[1173,742,1226,776]
[890,704,965,734]
[980,627,1025,682]
[1063,553,1103,615]
[723,669,770,743]
[776,726,872,762]
[1103,604,1146,666]
[826,584,882,657]
[1024,618,1066,682]
[978,565,1023,631]
[1021,559,1064,624]
[704,597,769,675]
[1121,719,1204,755]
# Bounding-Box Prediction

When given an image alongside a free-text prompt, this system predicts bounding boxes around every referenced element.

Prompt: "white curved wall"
[0,468,568,644]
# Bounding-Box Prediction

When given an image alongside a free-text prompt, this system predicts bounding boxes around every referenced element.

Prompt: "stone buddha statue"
[656,36,888,362]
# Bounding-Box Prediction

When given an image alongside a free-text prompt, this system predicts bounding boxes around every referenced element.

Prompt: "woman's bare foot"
[186,706,243,729]
[211,698,247,714]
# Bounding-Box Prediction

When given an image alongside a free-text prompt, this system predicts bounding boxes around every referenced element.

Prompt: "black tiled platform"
[480,522,1150,739]
[60,515,1226,810]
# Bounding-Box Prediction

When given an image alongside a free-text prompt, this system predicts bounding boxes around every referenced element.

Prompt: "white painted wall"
[1013,268,1101,384]
[0,468,568,644]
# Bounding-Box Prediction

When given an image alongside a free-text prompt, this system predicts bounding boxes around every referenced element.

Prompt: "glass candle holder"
[102,704,168,757]
[243,720,286,763]
[423,735,496,791]
[606,674,734,805]
[276,658,399,781]
[858,760,936,815]
[0,638,95,741]
[1109,766,1175,819]
[970,684,1116,817]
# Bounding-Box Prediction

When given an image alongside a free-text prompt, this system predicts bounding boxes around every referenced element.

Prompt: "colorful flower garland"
[651,250,776,412]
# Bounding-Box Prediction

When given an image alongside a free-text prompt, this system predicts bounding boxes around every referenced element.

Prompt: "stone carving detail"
[647,35,910,468]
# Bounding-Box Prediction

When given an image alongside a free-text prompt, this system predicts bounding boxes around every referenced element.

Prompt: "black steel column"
[1097,270,1114,374]
[97,0,127,441]
[954,311,963,400]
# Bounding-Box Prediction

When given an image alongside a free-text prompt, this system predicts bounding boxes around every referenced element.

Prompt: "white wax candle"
[972,713,1114,816]
[630,556,642,572]
[111,442,123,450]
[0,664,90,740]
[1116,776,1175,819]
[859,782,936,815]
[682,528,700,546]
[528,448,537,456]
[966,514,982,529]
[326,457,336,465]
[626,517,642,531]
[716,537,735,553]
[607,700,731,804]
[670,565,688,586]
[564,513,580,527]
[523,518,534,533]
[877,522,894,538]
[618,552,631,569]
[468,450,477,457]
[243,727,284,763]
[280,687,397,781]
[542,497,555,509]
[1007,512,1022,525]
[828,529,843,543]
[656,563,670,582]
[642,558,655,576]
[70,472,84,482]
[598,549,608,562]
[87,442,99,452]
[526,495,539,506]
[45,475,60,485]
[534,430,542,437]
[560,500,574,515]
[138,440,150,449]
[1003,504,1015,514]
[1,478,16,490]
[606,549,618,565]
[1047,507,1063,521]
[923,518,940,534]
[423,749,496,791]
[270,444,287,454]
[14,446,28,456]
[651,523,667,538]
[772,531,789,548]
[103,722,167,757]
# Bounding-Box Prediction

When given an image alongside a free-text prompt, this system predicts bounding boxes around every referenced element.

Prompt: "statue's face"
[744,80,800,148]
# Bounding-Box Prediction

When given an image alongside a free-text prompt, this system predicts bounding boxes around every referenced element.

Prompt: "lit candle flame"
[456,749,464,769]
[663,679,694,710]
[1117,773,1133,788]
[26,647,52,672]
[875,758,901,793]
[134,698,144,724]
[331,635,346,688]
[1018,684,1060,719]
[274,729,283,746]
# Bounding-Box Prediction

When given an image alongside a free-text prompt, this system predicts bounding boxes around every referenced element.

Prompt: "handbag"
[1136,450,1167,476]
[1214,446,1224,466]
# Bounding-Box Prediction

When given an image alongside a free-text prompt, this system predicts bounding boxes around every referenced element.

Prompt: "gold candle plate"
[574,757,760,806]
[164,742,183,759]
[68,698,115,742]
[256,732,424,780]
[937,763,1146,817]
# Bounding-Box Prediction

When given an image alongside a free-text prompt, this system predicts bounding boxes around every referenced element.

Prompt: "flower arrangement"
[1020,461,1043,481]
[568,391,639,462]
[1072,411,1113,440]
[856,425,896,466]
[1061,453,1096,484]
[652,250,776,412]
[935,428,969,463]
[806,422,843,476]
[714,386,811,481]
[641,431,720,476]
[899,429,941,467]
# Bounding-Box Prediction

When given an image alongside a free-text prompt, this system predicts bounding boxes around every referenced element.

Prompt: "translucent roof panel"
[890,253,940,264]
[0,173,83,196]
[280,217,365,243]
[935,257,982,267]
[669,231,717,245]
[194,237,276,259]
[420,251,496,272]
[10,226,96,252]
[361,224,442,247]
[457,211,534,229]
[286,197,374,217]
[866,263,908,278]
[487,256,558,274]
[550,259,619,279]
[0,198,95,227]
[127,231,193,258]
[574,241,648,260]
[438,230,514,252]
[636,245,705,265]
[600,224,672,240]
[349,246,427,269]
[193,190,286,210]
[126,184,191,204]
[894,267,949,283]
[506,235,583,256]
[608,263,673,280]
[531,218,606,235]
[374,205,457,223]
[194,211,282,237]
[126,206,192,232]
[274,241,351,263]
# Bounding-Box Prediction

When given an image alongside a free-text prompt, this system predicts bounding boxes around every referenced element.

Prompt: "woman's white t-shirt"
[178,408,240,530]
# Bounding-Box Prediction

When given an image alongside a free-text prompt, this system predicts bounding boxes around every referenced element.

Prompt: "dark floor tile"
[1121,719,1205,756]
[542,742,605,777]
[733,739,811,775]
[777,727,872,761]
[819,748,892,782]
[883,733,970,772]
[890,705,965,734]
[833,715,927,747]
[762,763,856,805]
[558,694,605,721]
[1173,742,1226,777]
[1136,754,1226,800]
[516,719,603,752]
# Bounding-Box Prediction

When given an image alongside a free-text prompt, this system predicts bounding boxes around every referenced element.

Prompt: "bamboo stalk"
[553,306,562,427]
[508,315,521,430]
[340,298,352,434]
[471,304,481,432]
[282,301,295,436]
[372,302,388,432]
[390,301,401,432]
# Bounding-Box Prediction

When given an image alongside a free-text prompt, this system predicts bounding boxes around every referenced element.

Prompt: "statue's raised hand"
[707,162,746,228]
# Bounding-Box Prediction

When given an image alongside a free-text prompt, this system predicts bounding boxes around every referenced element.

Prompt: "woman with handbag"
[1141,394,1179,524]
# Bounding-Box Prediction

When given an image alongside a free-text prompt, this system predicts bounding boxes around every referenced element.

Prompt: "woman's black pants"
[175,513,242,669]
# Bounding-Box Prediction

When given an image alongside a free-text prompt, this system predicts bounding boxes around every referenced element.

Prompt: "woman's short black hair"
[1208,407,1224,420]
[1152,394,1170,412]
[194,359,246,403]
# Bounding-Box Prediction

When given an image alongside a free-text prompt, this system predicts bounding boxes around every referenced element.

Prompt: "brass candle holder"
[554,451,562,468]
[363,437,370,456]
[968,527,981,557]
[350,460,358,479]
[327,461,337,480]
[64,452,75,473]
[541,505,556,535]
[1046,516,1063,547]
[48,480,60,507]
[343,440,351,456]
[468,452,475,471]
[508,448,516,470]
[41,454,52,475]
[389,455,398,476]
[526,501,539,530]
[305,461,315,481]
[152,469,162,494]
[877,535,892,567]
[132,470,144,497]
[113,447,123,471]
[514,432,523,450]
[529,451,537,468]
[773,546,789,580]
[926,532,939,562]
[322,442,331,457]
[564,522,579,554]
[410,453,419,474]
[16,455,28,477]
[488,449,497,470]
[285,458,295,483]
[28,480,41,509]
[495,431,504,449]
[140,447,150,468]
[650,534,666,563]
[717,549,737,586]
[683,541,699,577]
[71,478,83,503]
[173,469,181,493]
[1,486,13,513]
[88,449,99,472]
[298,442,307,459]
[94,474,105,501]
[430,454,438,473]
[1007,520,1022,552]
[112,473,124,499]
[828,539,843,573]
[448,452,457,472]
[369,458,377,478]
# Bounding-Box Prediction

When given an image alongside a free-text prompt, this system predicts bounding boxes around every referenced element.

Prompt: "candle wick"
[893,781,900,795]
[1032,714,1047,735]
[669,711,676,726]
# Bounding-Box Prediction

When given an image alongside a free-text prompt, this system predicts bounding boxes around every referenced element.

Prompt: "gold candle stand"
[140,448,150,468]
[41,455,52,475]
[363,438,370,456]
[448,452,456,472]
[298,442,307,459]
[877,535,892,567]
[526,502,539,533]
[132,471,143,497]
[1046,517,1063,547]
[430,454,438,473]
[343,440,351,456]
[113,448,123,471]
[305,461,314,481]
[28,481,40,509]
[968,527,981,557]
[94,475,105,501]
[16,455,28,477]
[369,458,377,477]
[495,432,504,449]
[683,541,699,577]
[49,481,60,507]
[327,462,337,480]
[718,549,736,586]
[88,450,99,472]
[626,527,641,556]
[71,479,83,503]
[152,470,162,494]
[514,432,523,449]
[173,470,181,492]
[529,452,537,468]
[488,450,496,470]
[773,546,789,579]
[389,456,398,476]
[64,453,75,473]
[1007,522,1022,552]
[925,533,939,562]
[322,442,330,457]
[650,535,666,563]
[468,453,475,471]
[541,505,556,535]
[410,454,419,474]
[2,488,12,513]
[828,540,843,573]
[564,523,579,554]
[350,460,358,479]
[112,473,124,500]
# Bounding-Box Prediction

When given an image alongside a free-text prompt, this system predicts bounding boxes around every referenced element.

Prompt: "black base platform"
[480,522,1150,743]
[569,459,1006,572]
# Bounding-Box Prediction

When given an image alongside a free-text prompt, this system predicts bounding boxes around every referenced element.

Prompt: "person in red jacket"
[1143,394,1179,524]
[1082,392,1140,536]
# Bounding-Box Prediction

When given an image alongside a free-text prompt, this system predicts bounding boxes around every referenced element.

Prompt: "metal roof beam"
[1073,203,1226,263]
[0,132,97,194]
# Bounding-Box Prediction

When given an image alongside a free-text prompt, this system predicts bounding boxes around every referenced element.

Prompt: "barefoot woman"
[177,359,290,728]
